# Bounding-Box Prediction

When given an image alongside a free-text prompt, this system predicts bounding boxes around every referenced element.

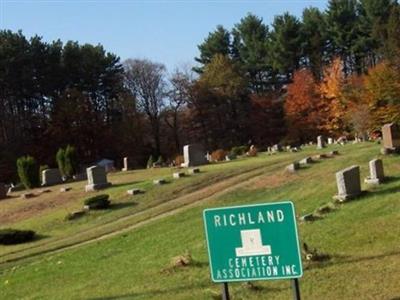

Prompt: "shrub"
[39,164,49,185]
[230,145,248,156]
[156,155,164,164]
[247,146,258,157]
[211,149,227,162]
[17,156,39,189]
[84,194,110,209]
[56,148,66,177]
[147,155,154,168]
[64,145,78,178]
[0,229,36,245]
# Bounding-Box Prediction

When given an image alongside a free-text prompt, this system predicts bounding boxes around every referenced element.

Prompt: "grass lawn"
[1,142,400,299]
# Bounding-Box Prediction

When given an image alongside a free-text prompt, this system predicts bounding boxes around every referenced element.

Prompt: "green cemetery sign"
[203,201,303,282]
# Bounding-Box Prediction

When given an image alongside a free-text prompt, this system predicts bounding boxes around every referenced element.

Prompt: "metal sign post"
[222,282,230,300]
[292,278,301,300]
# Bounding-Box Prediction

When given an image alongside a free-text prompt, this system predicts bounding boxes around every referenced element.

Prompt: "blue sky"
[1,0,328,71]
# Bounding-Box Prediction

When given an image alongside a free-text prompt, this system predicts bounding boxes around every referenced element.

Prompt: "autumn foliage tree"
[284,69,321,143]
[318,58,348,136]
[364,61,400,127]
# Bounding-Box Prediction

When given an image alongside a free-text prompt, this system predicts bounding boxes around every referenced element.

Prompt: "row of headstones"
[286,151,339,172]
[126,168,200,195]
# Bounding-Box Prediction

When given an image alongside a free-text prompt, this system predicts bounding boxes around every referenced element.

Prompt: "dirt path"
[0,161,289,266]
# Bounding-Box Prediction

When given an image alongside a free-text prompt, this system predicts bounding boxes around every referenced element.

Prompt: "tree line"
[1,0,400,182]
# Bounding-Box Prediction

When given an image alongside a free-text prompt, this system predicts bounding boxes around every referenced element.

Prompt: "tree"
[186,55,250,148]
[325,0,362,74]
[194,25,231,73]
[318,58,347,135]
[301,7,327,79]
[231,14,271,93]
[56,148,66,177]
[364,62,400,127]
[384,5,400,66]
[269,12,303,81]
[284,69,321,142]
[124,59,167,156]
[64,145,78,177]
[17,156,39,189]
[165,68,192,152]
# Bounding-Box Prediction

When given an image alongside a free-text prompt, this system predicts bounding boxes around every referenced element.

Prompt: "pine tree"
[231,14,271,93]
[194,25,231,73]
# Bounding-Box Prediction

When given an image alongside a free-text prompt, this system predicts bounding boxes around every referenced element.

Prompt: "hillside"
[1,142,400,299]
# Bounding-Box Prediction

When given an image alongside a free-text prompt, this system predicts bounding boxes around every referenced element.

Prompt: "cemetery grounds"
[0,142,400,299]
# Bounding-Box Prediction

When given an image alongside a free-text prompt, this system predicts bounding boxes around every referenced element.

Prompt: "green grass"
[1,142,400,299]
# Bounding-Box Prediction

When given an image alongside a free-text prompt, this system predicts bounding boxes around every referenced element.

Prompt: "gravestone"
[85,166,111,192]
[329,150,339,156]
[153,179,166,185]
[272,144,282,152]
[327,137,333,145]
[173,172,185,179]
[188,168,200,174]
[382,123,400,151]
[41,169,63,186]
[286,162,300,172]
[317,136,326,149]
[0,183,7,200]
[60,186,72,193]
[127,188,143,195]
[183,144,208,167]
[122,157,130,171]
[300,157,313,165]
[364,159,385,185]
[333,165,361,202]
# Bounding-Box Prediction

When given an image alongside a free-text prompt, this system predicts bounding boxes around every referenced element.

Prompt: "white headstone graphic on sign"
[235,229,272,257]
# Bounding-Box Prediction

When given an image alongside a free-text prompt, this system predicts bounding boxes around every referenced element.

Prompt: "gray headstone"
[153,179,166,185]
[300,157,313,165]
[60,187,72,193]
[85,166,111,192]
[183,144,208,167]
[41,169,63,186]
[188,168,200,174]
[365,159,385,185]
[382,123,400,150]
[0,183,7,200]
[317,136,326,149]
[286,162,300,172]
[173,172,185,179]
[272,144,282,152]
[333,165,361,201]
[127,188,143,195]
[327,137,333,145]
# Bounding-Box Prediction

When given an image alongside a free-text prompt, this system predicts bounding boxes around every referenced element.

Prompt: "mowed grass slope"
[1,142,400,299]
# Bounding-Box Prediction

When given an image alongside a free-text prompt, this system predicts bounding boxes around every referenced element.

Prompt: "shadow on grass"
[109,181,144,189]
[109,202,138,210]
[86,280,286,300]
[85,282,211,300]
[305,250,400,271]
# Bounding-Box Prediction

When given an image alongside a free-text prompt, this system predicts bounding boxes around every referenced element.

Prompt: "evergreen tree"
[325,0,361,74]
[301,7,328,79]
[194,25,231,73]
[269,12,303,81]
[231,14,271,93]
